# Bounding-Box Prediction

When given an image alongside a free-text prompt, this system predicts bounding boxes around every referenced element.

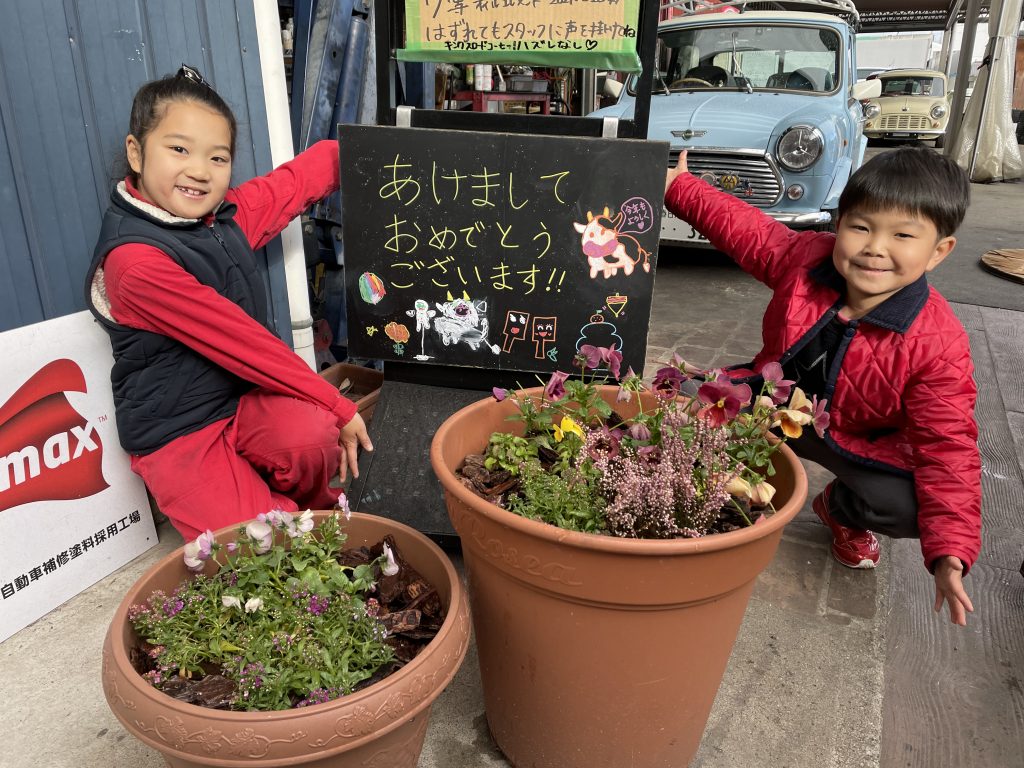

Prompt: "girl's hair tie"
[176,64,212,89]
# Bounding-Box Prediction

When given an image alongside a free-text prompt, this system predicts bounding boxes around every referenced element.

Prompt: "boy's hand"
[338,412,373,481]
[933,555,974,626]
[665,149,690,196]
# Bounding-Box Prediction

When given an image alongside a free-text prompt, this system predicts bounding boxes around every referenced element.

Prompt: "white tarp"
[952,0,1023,181]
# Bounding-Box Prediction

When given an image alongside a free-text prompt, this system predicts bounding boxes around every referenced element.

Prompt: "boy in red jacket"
[665,147,980,626]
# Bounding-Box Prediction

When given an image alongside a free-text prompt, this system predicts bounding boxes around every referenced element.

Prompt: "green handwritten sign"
[339,125,668,376]
[399,0,643,73]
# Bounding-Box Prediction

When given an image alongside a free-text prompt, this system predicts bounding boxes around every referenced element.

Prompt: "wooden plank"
[980,306,1024,414]
[881,551,1024,767]
[881,317,1024,766]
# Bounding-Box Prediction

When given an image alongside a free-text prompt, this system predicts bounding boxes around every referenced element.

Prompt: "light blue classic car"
[591,0,881,246]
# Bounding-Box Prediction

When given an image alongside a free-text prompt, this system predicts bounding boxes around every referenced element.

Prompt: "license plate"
[891,132,911,137]
[660,208,710,245]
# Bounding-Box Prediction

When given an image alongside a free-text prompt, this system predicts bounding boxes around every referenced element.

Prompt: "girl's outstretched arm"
[104,243,357,429]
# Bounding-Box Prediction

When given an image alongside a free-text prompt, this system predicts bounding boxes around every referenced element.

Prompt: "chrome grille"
[880,115,929,130]
[668,150,782,207]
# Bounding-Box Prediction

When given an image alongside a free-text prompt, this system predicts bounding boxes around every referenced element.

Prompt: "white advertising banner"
[0,311,157,642]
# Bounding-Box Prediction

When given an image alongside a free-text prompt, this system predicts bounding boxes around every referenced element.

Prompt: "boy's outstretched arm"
[665,149,689,195]
[933,555,975,626]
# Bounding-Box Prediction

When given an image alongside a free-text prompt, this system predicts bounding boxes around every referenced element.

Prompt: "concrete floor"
[1,144,1022,768]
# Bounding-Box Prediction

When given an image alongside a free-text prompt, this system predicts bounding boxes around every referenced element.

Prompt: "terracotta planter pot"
[320,363,384,424]
[430,387,808,768]
[102,512,471,768]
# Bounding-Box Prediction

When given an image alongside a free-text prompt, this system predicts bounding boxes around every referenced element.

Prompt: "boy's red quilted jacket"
[666,174,981,572]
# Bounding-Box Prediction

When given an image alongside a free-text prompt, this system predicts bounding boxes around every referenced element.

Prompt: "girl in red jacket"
[85,66,371,540]
[665,147,980,626]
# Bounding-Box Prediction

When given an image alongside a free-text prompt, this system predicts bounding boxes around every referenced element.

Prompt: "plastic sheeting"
[951,0,1023,181]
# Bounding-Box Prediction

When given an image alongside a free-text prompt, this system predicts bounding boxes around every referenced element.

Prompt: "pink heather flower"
[544,370,569,400]
[697,379,752,427]
[578,344,604,370]
[492,387,508,402]
[652,366,684,398]
[760,362,795,405]
[381,543,400,576]
[811,395,830,438]
[245,520,274,554]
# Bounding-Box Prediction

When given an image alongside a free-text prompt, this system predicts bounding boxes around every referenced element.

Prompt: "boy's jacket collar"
[809,257,929,333]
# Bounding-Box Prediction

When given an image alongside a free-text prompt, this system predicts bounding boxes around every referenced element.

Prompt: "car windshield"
[651,24,841,94]
[878,75,944,97]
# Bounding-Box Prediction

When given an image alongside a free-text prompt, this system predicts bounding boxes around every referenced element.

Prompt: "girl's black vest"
[85,188,275,455]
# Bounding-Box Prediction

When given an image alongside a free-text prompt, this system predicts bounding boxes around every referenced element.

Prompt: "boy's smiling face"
[126,100,233,219]
[832,206,956,317]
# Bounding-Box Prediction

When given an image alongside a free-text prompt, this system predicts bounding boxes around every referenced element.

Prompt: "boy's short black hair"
[837,147,970,238]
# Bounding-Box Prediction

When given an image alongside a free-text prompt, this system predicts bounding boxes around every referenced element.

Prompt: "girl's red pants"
[131,389,342,541]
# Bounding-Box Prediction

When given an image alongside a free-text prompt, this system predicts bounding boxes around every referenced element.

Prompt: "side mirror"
[851,79,882,100]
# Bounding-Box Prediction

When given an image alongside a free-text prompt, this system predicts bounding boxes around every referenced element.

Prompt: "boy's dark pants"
[790,431,920,538]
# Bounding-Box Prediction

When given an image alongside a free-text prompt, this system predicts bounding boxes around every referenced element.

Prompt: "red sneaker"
[812,483,880,569]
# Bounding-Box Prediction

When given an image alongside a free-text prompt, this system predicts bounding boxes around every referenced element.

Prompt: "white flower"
[750,481,776,506]
[296,509,315,533]
[244,597,264,613]
[183,540,205,572]
[381,543,399,576]
[245,520,274,554]
[725,475,753,499]
[222,595,242,610]
[183,529,216,571]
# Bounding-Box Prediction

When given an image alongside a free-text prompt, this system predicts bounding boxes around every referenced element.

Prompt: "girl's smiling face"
[126,100,233,219]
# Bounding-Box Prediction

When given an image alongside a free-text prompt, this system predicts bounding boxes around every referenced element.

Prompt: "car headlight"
[776,125,824,172]
[864,102,881,119]
[930,103,947,119]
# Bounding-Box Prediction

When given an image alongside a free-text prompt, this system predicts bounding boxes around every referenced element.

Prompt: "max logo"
[0,359,108,512]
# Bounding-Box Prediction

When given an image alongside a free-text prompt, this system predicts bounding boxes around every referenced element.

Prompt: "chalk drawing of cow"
[573,207,651,279]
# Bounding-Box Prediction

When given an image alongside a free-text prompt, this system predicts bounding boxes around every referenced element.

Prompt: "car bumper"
[661,208,830,246]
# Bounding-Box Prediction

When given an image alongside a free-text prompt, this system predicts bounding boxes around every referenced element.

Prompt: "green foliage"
[129,513,395,711]
[484,432,537,474]
[505,460,607,533]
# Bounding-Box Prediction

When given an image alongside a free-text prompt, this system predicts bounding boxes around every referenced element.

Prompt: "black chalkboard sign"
[339,125,668,378]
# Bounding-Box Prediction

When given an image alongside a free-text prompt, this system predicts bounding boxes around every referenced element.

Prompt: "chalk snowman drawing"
[573,197,656,279]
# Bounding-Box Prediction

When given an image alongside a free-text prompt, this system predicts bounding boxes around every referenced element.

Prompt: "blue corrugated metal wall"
[0,0,291,339]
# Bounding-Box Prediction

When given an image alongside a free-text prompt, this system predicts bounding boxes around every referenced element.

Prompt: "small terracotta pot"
[430,386,808,768]
[102,512,471,768]
[320,363,384,424]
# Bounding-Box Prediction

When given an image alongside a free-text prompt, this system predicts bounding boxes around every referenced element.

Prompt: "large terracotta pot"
[102,512,471,768]
[430,387,808,768]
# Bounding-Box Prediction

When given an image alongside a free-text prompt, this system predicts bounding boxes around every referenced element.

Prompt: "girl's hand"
[933,555,974,626]
[665,149,690,196]
[338,413,373,481]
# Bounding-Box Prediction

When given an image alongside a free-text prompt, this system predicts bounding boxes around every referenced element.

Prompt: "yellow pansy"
[553,416,583,442]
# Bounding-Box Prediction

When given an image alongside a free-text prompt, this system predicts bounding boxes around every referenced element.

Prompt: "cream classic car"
[862,68,950,147]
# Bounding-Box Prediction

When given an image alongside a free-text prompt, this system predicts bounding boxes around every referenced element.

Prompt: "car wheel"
[934,134,945,149]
